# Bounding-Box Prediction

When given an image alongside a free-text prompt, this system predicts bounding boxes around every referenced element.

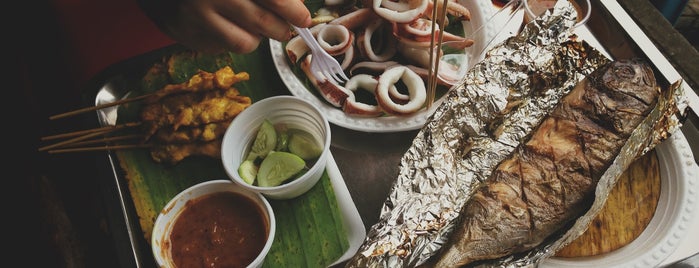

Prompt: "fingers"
[258,0,312,27]
[207,10,263,54]
[154,0,313,54]
[215,0,303,43]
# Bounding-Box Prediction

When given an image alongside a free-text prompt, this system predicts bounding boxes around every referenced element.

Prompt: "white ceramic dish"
[270,0,498,133]
[541,130,699,268]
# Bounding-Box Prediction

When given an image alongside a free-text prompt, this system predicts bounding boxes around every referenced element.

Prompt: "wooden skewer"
[38,122,142,151]
[41,122,142,141]
[60,134,145,148]
[49,93,153,120]
[39,130,115,152]
[427,0,449,109]
[47,144,153,154]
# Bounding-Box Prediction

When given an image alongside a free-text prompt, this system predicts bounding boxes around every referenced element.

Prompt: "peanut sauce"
[169,191,268,268]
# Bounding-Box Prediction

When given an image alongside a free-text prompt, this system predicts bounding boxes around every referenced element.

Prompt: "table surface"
[15,0,699,267]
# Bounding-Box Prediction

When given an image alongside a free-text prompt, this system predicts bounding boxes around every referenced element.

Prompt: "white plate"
[270,0,499,133]
[541,130,699,268]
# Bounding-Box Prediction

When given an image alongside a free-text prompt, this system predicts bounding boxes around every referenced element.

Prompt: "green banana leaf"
[113,41,349,267]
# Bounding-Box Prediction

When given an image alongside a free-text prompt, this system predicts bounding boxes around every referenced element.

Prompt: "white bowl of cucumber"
[221,95,331,200]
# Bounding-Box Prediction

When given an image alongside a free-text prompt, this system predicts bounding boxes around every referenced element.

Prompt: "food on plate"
[286,0,474,117]
[168,191,269,268]
[246,119,278,161]
[150,140,223,165]
[140,68,251,138]
[238,119,324,187]
[138,65,252,164]
[425,59,660,267]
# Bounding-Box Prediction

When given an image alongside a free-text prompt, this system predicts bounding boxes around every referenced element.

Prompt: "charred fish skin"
[429,59,659,268]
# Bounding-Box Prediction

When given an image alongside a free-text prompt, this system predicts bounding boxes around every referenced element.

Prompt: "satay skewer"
[50,66,250,120]
[49,94,154,120]
[426,0,449,109]
[47,144,153,154]
[38,122,142,151]
[41,122,142,141]
[60,134,145,148]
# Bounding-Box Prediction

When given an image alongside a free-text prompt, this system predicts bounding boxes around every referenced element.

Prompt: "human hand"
[138,0,312,54]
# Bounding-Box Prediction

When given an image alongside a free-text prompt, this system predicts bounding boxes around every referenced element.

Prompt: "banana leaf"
[112,41,349,267]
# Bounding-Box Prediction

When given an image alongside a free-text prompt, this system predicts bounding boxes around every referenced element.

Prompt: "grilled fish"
[427,59,660,267]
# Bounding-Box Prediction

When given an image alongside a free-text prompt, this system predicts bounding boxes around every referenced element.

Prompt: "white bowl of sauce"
[151,179,275,268]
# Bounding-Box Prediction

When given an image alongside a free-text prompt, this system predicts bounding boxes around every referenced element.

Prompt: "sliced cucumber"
[237,160,258,185]
[246,120,277,161]
[257,151,306,187]
[288,129,323,160]
[275,130,290,152]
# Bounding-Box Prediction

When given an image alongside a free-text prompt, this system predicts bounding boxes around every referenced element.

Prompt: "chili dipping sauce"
[169,191,268,268]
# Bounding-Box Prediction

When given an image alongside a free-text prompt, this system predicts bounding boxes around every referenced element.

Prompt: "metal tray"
[85,1,699,267]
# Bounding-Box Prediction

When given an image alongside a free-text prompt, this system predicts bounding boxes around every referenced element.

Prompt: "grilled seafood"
[286,0,474,117]
[425,59,660,267]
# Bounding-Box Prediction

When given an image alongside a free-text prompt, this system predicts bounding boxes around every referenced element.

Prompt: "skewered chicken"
[150,139,222,164]
[144,66,250,103]
[140,87,251,137]
[138,65,252,164]
[152,121,230,144]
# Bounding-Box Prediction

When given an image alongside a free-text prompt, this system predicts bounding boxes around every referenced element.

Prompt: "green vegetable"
[237,160,258,185]
[257,152,306,187]
[287,129,323,160]
[247,120,278,161]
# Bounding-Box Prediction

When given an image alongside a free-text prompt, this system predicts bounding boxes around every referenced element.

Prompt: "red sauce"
[169,191,268,268]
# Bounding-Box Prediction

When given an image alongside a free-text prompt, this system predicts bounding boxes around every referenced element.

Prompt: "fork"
[291,25,349,85]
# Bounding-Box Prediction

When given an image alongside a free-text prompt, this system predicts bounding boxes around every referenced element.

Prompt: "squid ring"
[342,74,385,117]
[375,66,426,115]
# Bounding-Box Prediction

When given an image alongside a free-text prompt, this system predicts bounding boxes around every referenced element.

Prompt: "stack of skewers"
[39,64,253,165]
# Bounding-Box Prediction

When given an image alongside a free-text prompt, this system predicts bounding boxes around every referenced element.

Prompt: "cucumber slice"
[288,129,323,160]
[246,120,277,161]
[257,151,306,187]
[275,130,290,152]
[237,160,258,185]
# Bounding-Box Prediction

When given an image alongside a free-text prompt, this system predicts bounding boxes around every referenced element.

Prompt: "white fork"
[291,25,349,85]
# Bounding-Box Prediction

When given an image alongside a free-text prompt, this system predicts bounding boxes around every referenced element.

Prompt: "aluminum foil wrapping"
[344,1,687,267]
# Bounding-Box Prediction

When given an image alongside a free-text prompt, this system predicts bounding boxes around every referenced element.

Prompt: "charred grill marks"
[430,60,659,267]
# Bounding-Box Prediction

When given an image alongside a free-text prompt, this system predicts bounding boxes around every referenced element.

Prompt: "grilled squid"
[356,18,397,62]
[375,66,426,115]
[285,24,324,63]
[299,55,351,107]
[372,0,429,23]
[316,24,354,56]
[342,74,385,117]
